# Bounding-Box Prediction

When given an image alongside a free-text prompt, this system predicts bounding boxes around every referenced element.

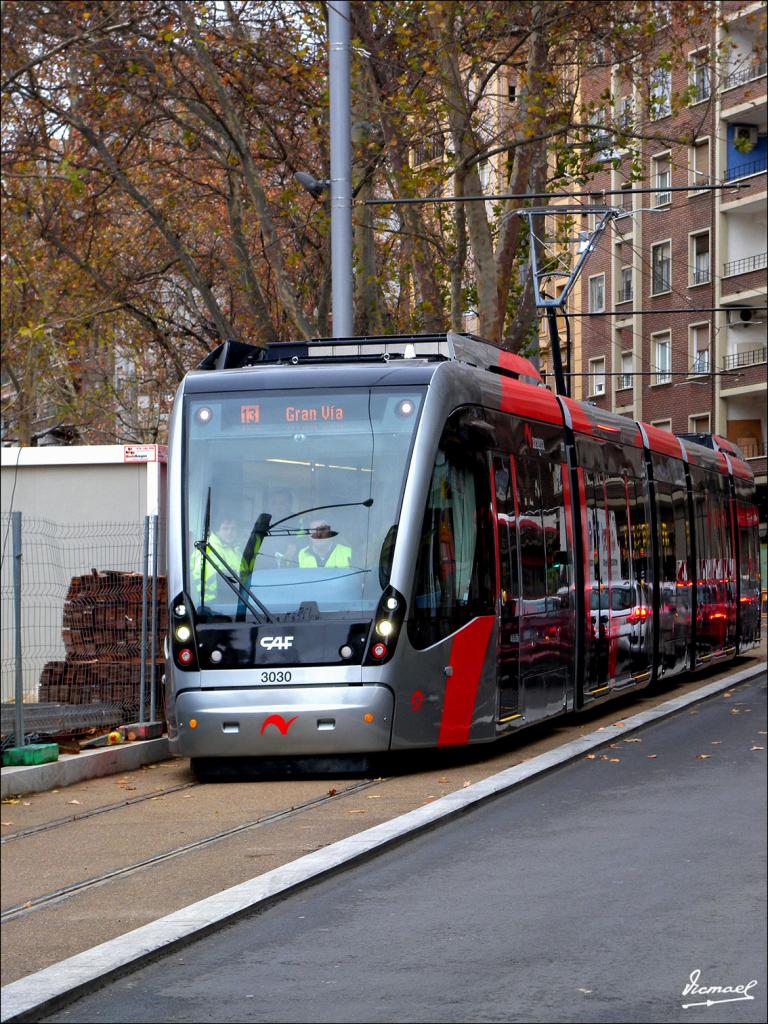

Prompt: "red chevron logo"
[260,714,298,736]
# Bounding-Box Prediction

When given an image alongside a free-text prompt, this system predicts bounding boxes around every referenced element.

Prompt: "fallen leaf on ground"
[67,799,81,805]
[327,788,337,797]
[696,754,711,760]
[347,809,365,814]
[647,754,657,759]
[1,820,14,826]
[367,794,381,799]
[608,758,621,763]
[585,754,597,760]
[750,746,764,751]
[624,737,642,743]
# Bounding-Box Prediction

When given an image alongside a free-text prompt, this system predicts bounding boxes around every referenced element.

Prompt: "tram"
[164,333,761,775]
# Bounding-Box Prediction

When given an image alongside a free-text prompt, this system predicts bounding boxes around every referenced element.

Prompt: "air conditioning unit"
[728,307,766,327]
[733,124,758,148]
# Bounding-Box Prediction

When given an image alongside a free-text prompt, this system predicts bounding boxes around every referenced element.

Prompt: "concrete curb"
[1,738,172,799]
[1,660,765,1023]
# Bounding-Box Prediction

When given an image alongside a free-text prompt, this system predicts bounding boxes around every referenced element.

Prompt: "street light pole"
[328,0,353,337]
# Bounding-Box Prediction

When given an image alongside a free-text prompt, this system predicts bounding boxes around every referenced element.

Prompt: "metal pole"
[149,514,159,722]
[139,515,149,726]
[12,511,24,747]
[329,0,353,337]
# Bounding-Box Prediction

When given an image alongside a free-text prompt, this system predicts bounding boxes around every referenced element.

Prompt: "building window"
[617,95,633,132]
[412,130,445,167]
[651,419,673,432]
[589,274,605,312]
[650,67,672,120]
[651,241,671,294]
[689,139,710,191]
[507,79,517,103]
[690,232,710,285]
[653,332,672,384]
[689,49,710,103]
[653,153,671,206]
[689,413,711,433]
[690,323,710,374]
[589,357,606,396]
[619,352,633,390]
[617,266,633,303]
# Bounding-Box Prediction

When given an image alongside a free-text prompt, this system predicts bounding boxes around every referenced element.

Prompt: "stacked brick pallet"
[38,570,167,715]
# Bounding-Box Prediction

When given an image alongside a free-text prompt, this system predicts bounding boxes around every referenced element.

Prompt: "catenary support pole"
[149,515,159,723]
[12,511,24,746]
[139,515,149,726]
[329,0,353,337]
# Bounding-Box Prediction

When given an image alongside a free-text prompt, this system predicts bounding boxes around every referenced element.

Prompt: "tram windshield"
[184,387,424,621]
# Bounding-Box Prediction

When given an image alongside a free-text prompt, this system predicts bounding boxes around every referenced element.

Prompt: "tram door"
[494,456,520,721]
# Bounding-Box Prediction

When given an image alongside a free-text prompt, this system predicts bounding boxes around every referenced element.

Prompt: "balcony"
[691,353,710,374]
[723,252,768,277]
[723,346,767,370]
[725,156,768,182]
[691,266,711,285]
[618,374,632,390]
[616,283,633,303]
[722,61,768,91]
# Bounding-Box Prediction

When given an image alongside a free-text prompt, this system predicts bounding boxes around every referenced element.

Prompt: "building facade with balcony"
[556,0,766,534]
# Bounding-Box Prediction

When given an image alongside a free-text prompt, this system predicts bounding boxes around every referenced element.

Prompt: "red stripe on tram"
[438,616,495,747]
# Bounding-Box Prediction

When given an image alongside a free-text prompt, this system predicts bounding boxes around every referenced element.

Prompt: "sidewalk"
[1,738,171,799]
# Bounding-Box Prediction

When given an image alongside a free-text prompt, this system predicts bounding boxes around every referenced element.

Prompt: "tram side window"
[516,455,569,605]
[409,431,495,649]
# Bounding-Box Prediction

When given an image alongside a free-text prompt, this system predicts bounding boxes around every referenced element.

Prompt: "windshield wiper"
[193,539,275,623]
[251,498,374,546]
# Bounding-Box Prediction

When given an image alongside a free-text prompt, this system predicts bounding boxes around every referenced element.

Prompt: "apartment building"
[557,0,767,529]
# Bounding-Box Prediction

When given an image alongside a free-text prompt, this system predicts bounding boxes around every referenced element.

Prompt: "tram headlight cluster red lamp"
[365,586,406,665]
[171,593,199,670]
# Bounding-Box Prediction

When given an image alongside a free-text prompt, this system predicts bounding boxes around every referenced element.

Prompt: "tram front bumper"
[172,685,394,758]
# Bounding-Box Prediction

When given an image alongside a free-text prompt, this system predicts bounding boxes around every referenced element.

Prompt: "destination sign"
[238,402,346,427]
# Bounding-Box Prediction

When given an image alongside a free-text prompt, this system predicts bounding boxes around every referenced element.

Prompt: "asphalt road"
[42,676,767,1024]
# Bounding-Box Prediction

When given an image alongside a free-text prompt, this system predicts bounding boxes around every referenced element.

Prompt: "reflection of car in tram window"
[590,582,648,652]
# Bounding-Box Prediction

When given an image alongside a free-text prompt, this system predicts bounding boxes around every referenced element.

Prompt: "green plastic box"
[2,743,59,767]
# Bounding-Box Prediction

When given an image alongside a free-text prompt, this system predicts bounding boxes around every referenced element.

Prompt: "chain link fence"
[1,514,166,749]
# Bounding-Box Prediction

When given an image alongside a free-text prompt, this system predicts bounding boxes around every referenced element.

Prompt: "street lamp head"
[294,171,330,198]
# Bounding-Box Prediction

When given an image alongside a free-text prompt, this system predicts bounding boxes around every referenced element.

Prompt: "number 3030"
[260,670,292,683]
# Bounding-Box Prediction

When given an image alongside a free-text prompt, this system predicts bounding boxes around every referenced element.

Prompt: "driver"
[192,516,256,602]
[298,521,352,568]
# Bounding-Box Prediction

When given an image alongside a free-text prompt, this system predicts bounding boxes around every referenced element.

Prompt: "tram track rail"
[0,782,198,844]
[1,776,383,924]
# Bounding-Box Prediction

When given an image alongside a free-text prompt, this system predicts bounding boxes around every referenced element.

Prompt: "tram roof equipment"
[197,332,543,387]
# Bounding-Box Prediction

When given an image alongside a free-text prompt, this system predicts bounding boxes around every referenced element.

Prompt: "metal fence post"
[149,514,159,722]
[139,515,149,726]
[13,511,24,747]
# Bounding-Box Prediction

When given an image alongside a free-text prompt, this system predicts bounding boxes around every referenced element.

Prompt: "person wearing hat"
[298,520,352,568]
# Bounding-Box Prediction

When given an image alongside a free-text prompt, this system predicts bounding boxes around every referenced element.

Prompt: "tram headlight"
[365,585,406,666]
[175,624,192,642]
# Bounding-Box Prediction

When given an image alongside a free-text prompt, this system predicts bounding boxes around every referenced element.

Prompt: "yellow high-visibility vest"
[298,543,352,568]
